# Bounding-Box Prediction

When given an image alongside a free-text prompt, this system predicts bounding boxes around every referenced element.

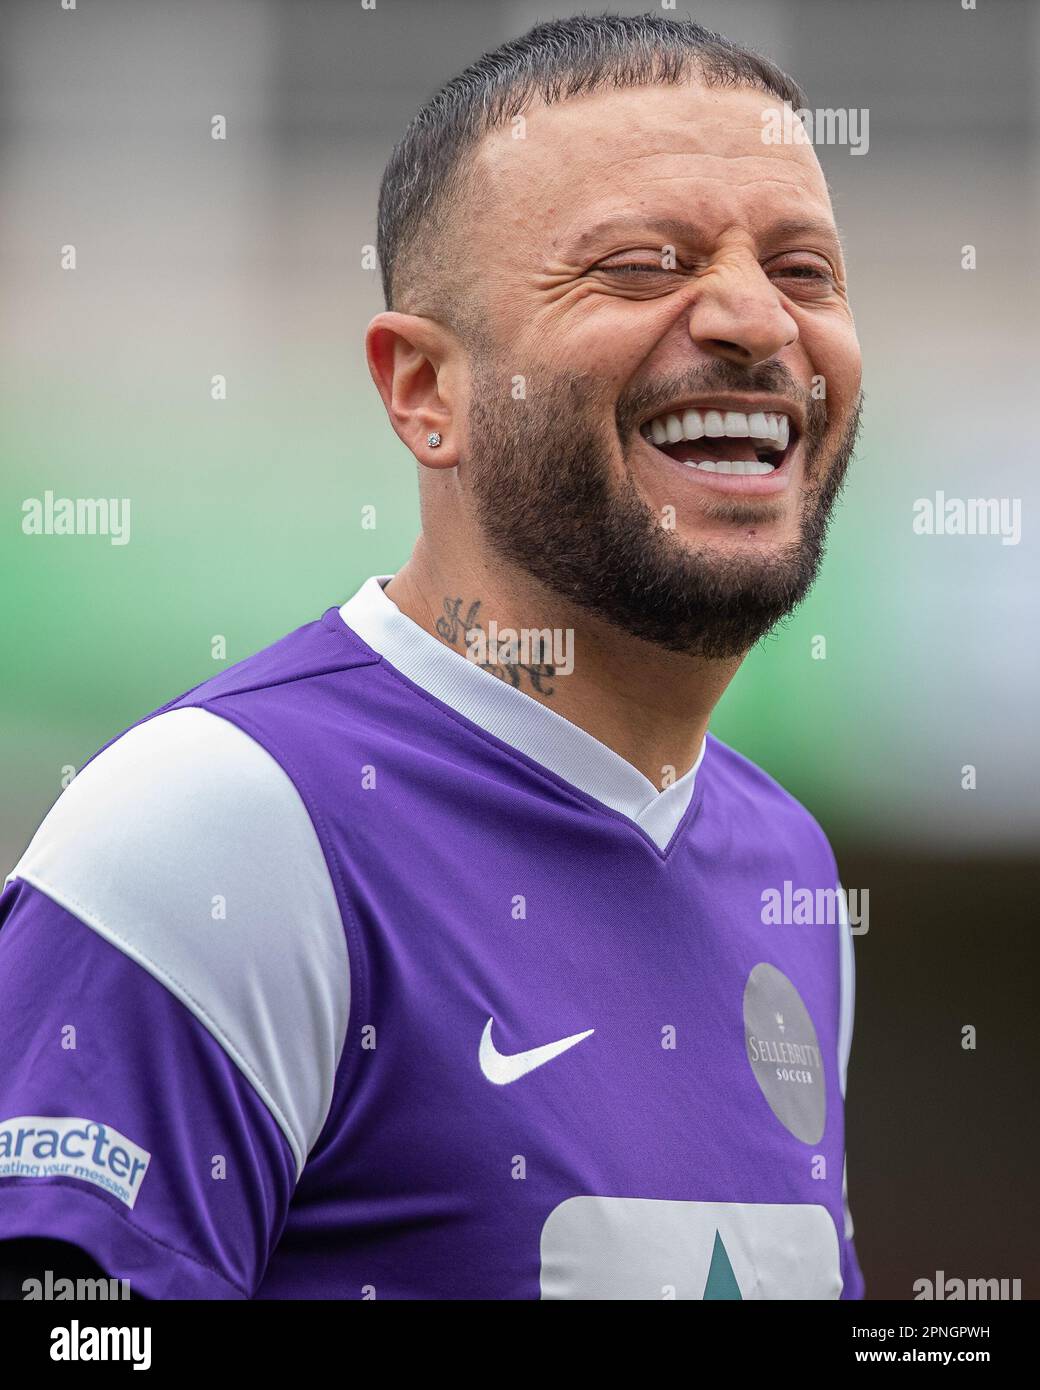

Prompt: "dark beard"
[464,357,862,659]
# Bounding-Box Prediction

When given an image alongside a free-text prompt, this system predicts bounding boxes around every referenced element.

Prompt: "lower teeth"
[685,458,775,475]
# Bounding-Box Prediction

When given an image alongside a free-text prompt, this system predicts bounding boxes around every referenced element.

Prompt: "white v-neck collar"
[339,576,706,851]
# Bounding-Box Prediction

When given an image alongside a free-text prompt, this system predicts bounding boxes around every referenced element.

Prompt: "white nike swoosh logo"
[479,1016,595,1085]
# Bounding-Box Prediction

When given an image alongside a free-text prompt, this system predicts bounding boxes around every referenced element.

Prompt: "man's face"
[458,81,863,657]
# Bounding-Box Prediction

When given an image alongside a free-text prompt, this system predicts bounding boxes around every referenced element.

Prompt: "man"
[0,13,863,1299]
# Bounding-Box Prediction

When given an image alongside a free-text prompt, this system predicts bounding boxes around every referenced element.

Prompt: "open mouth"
[638,406,798,476]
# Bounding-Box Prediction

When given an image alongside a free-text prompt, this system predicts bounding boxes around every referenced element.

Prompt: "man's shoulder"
[7,595,460,901]
[4,603,380,1025]
[163,604,380,712]
[31,603,386,855]
[6,704,343,940]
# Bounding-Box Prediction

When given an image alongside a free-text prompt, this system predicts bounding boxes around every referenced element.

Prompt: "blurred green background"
[2,0,1037,1297]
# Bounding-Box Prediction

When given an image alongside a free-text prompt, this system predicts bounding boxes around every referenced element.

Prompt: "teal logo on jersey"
[703,1230,743,1299]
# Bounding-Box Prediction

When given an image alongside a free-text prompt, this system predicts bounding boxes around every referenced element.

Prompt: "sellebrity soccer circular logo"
[743,963,826,1144]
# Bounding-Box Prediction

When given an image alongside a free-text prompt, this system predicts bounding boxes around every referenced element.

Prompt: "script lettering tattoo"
[436,597,557,697]
[436,597,481,646]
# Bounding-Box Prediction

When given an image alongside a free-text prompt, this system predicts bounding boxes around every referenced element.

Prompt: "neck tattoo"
[435,596,557,697]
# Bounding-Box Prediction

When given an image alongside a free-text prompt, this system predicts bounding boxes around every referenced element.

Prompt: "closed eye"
[596,261,677,275]
[778,266,831,280]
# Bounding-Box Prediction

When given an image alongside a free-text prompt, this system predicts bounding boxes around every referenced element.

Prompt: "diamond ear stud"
[427,432,442,448]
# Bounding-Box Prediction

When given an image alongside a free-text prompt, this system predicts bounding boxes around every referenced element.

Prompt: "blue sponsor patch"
[0,1116,151,1209]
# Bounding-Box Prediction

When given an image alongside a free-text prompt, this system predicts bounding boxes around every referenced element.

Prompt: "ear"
[365,312,459,469]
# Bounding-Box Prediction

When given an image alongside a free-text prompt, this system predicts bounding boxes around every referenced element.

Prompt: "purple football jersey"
[0,577,863,1299]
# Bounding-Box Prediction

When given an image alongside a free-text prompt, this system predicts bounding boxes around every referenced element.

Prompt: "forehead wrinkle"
[606,171,827,190]
[533,153,828,209]
[578,145,819,164]
[571,173,828,205]
[529,148,821,180]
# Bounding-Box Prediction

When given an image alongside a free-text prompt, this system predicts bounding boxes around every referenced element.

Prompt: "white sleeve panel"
[4,706,350,1178]
[836,883,856,1101]
[837,883,857,1240]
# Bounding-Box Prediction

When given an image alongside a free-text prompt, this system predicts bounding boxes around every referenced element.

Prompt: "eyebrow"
[765,217,846,256]
[569,215,701,253]
[568,213,845,258]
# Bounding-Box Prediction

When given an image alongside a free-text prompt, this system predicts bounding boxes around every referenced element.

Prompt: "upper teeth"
[642,408,790,451]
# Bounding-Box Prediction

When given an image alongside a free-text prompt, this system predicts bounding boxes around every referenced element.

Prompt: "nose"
[687,257,798,368]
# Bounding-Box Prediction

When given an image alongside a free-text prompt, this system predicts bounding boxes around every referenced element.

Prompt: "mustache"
[615,361,827,450]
